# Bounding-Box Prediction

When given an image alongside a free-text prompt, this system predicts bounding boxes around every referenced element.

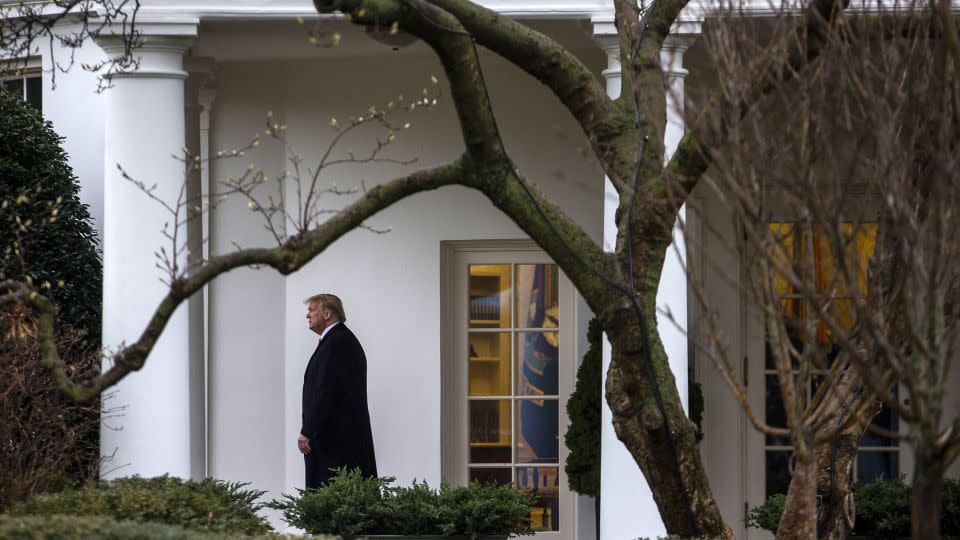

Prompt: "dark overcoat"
[301,323,378,488]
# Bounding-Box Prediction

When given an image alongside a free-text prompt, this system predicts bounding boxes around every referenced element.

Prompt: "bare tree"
[4,0,957,538]
[677,2,960,538]
[0,0,142,89]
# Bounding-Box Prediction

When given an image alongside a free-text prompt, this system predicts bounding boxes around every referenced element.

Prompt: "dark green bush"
[855,476,911,538]
[745,493,786,533]
[435,480,534,538]
[268,468,534,538]
[746,476,960,537]
[0,514,209,539]
[0,85,102,340]
[0,514,327,539]
[269,469,390,538]
[378,480,445,535]
[10,475,272,536]
[564,318,602,497]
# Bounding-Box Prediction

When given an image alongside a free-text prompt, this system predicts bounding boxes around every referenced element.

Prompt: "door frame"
[440,239,579,540]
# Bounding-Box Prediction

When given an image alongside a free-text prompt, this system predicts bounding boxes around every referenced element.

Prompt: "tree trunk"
[777,441,818,540]
[810,369,883,540]
[912,443,945,540]
[605,301,734,539]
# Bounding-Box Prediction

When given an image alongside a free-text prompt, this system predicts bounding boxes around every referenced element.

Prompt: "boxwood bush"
[268,468,534,538]
[747,476,960,538]
[9,475,272,536]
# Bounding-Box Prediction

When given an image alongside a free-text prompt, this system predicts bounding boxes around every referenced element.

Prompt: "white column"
[98,21,199,479]
[593,18,697,540]
[656,34,696,415]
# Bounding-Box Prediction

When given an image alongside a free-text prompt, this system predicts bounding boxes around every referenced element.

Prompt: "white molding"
[135,2,615,20]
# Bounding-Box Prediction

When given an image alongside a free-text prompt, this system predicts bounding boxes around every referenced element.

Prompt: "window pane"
[469,332,510,396]
[469,467,512,486]
[517,467,560,532]
[861,400,898,447]
[517,397,559,463]
[469,400,511,463]
[515,264,558,329]
[855,224,877,292]
[765,375,790,446]
[469,265,511,328]
[766,451,792,497]
[516,331,558,397]
[857,451,898,483]
[25,76,41,111]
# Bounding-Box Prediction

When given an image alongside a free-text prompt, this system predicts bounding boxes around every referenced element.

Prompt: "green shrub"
[855,476,911,538]
[435,480,534,538]
[745,493,785,533]
[268,468,534,538]
[746,476,960,537]
[564,318,602,497]
[268,469,390,538]
[945,477,960,535]
[0,85,102,340]
[379,480,445,535]
[0,514,209,539]
[10,475,272,536]
[0,514,327,539]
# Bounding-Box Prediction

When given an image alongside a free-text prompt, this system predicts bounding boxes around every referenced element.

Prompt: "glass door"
[449,246,574,540]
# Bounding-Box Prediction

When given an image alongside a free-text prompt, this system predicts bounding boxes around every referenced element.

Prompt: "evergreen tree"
[564,318,602,497]
[0,85,102,340]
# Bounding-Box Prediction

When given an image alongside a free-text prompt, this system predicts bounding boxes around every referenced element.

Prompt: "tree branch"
[5,160,467,401]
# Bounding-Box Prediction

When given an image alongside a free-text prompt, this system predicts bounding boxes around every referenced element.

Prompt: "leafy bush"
[855,476,911,538]
[378,480,445,535]
[435,480,535,538]
[0,514,210,540]
[746,476,960,537]
[0,84,102,512]
[745,493,786,533]
[0,514,327,539]
[269,469,390,538]
[564,318,602,497]
[945,477,960,535]
[268,468,534,538]
[9,475,272,536]
[0,84,102,339]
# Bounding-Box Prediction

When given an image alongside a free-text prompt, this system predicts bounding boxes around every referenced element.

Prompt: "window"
[1,73,42,111]
[761,223,899,497]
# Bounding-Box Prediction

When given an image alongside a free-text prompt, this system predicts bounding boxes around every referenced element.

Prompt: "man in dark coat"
[299,293,378,488]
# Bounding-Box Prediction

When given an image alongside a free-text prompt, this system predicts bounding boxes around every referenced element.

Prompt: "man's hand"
[298,434,311,454]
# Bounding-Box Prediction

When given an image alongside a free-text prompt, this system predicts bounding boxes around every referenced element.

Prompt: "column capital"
[590,15,619,53]
[661,34,697,79]
[96,17,198,80]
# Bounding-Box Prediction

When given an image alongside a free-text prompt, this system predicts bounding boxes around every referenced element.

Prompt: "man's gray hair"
[304,293,347,323]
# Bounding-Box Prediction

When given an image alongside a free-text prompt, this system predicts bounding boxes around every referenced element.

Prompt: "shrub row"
[4,469,537,539]
[8,475,273,536]
[747,476,960,538]
[0,515,333,540]
[267,468,536,538]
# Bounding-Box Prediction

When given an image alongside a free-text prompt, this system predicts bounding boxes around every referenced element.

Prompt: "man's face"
[306,302,330,335]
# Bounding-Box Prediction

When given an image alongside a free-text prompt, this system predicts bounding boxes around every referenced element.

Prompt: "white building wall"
[207,43,604,510]
[41,28,107,242]
[206,68,289,516]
